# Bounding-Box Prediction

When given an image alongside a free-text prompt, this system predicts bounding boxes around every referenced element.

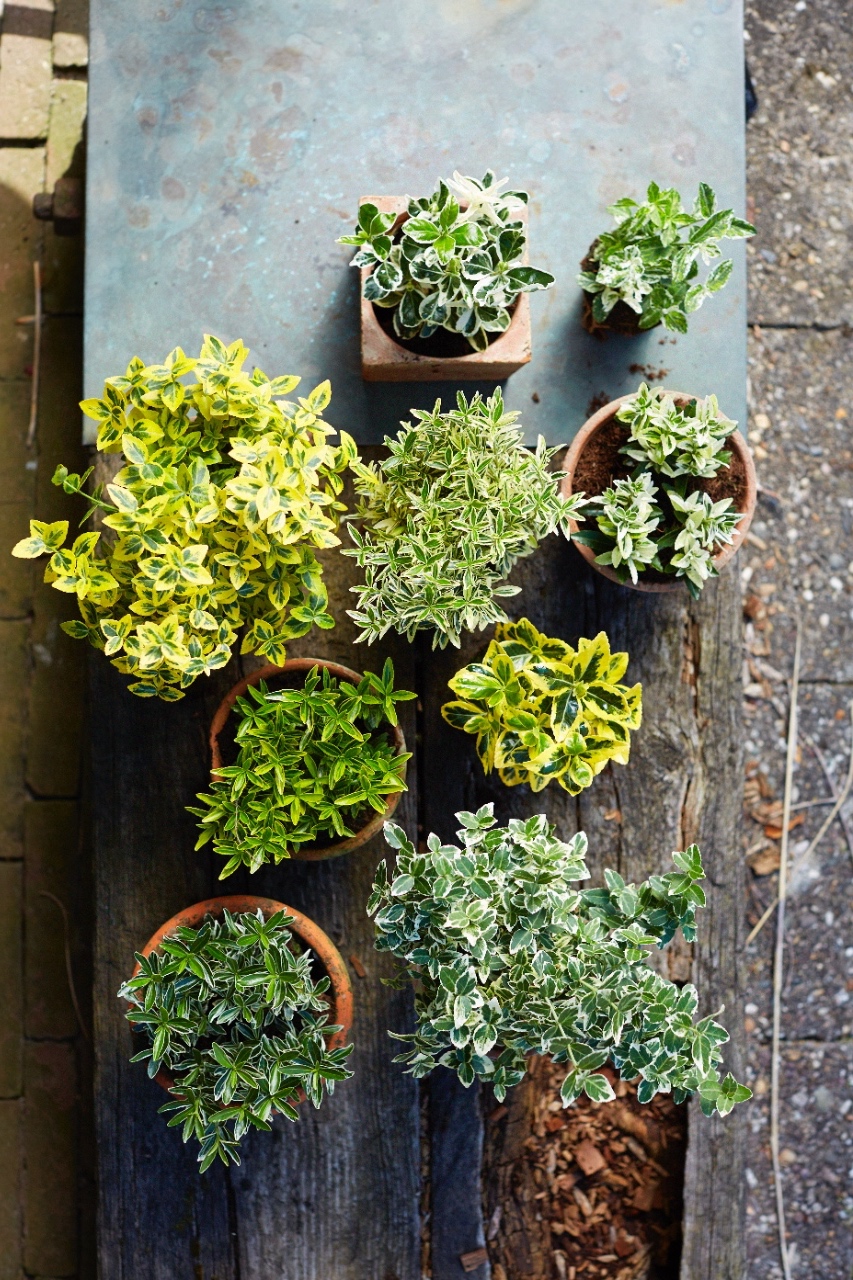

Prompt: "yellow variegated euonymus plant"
[441,618,642,794]
[12,336,357,700]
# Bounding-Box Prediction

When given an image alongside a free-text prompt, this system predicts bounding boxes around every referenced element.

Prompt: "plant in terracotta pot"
[562,384,756,596]
[190,658,414,874]
[339,170,553,380]
[118,897,353,1172]
[578,181,755,335]
[441,618,641,794]
[11,335,357,700]
[344,390,587,648]
[370,805,751,1117]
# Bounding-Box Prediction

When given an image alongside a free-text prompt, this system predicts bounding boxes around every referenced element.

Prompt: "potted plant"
[441,619,641,794]
[561,384,756,596]
[191,657,414,874]
[11,335,357,700]
[118,895,354,1172]
[344,390,587,649]
[338,170,554,381]
[370,805,751,1117]
[577,181,755,335]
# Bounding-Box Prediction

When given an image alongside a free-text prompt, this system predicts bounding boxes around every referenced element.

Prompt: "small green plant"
[189,660,414,875]
[344,391,586,649]
[370,806,751,1117]
[339,170,553,352]
[11,336,357,699]
[118,907,353,1172]
[441,619,641,794]
[578,181,754,332]
[573,384,743,595]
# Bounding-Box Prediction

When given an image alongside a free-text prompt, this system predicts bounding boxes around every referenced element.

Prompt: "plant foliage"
[441,619,641,794]
[189,660,414,876]
[344,390,586,648]
[370,806,750,1117]
[573,384,743,595]
[118,907,353,1172]
[578,181,755,332]
[339,170,553,351]
[11,336,357,699]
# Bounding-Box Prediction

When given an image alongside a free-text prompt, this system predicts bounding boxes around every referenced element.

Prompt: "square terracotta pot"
[358,195,533,383]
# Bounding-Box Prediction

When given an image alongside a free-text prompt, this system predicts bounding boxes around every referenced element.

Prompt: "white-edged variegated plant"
[370,805,750,1118]
[339,171,553,352]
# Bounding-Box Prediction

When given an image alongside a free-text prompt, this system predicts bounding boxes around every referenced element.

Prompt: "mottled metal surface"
[85,0,748,445]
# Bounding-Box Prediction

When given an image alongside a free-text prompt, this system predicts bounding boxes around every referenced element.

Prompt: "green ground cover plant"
[345,391,586,648]
[578,181,755,332]
[118,907,353,1172]
[340,170,553,351]
[12,336,356,699]
[190,660,413,875]
[441,619,641,794]
[370,806,750,1117]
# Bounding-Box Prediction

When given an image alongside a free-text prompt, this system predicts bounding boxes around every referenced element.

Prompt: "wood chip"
[348,954,366,978]
[572,1187,594,1217]
[603,808,622,822]
[460,1247,489,1271]
[764,813,804,839]
[574,1138,606,1176]
[749,846,781,876]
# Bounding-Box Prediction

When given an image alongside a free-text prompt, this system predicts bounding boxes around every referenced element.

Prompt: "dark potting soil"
[571,415,749,583]
[373,300,508,359]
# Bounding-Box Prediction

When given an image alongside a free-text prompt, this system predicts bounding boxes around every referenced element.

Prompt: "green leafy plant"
[573,384,744,595]
[578,181,755,332]
[344,391,587,649]
[189,660,414,875]
[370,806,751,1117]
[118,907,353,1172]
[441,619,641,794]
[339,170,553,352]
[11,336,357,699]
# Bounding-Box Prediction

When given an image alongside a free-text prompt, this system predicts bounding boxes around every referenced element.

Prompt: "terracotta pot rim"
[560,390,757,593]
[130,894,354,1097]
[209,657,407,860]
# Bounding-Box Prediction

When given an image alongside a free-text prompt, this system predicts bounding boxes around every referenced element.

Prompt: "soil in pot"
[580,244,656,338]
[570,415,750,588]
[373,295,517,359]
[209,660,408,861]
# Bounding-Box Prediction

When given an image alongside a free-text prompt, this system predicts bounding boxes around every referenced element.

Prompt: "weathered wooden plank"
[420,530,746,1280]
[91,503,422,1280]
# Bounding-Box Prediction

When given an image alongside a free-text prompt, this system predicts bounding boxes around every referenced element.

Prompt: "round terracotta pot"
[561,391,757,593]
[130,894,354,1096]
[209,657,407,860]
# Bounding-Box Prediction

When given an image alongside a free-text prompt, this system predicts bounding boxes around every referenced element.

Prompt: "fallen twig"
[26,260,42,447]
[770,617,800,1280]
[747,701,853,944]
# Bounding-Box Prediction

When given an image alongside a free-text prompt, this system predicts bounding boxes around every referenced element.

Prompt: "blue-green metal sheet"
[85,0,748,446]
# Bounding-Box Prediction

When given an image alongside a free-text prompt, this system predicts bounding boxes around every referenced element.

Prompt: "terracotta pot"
[358,196,532,382]
[561,392,757,593]
[131,894,354,1096]
[579,242,659,338]
[209,657,407,860]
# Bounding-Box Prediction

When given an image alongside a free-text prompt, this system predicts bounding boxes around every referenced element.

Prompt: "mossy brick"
[0,1099,22,1280]
[52,0,88,69]
[0,504,35,620]
[0,863,23,1098]
[24,802,79,1038]
[42,80,86,314]
[0,147,44,379]
[22,1040,77,1278]
[0,3,54,142]
[0,381,35,502]
[0,622,30,861]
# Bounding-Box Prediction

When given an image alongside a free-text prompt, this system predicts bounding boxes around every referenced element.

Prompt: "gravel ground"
[742,3,853,1273]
